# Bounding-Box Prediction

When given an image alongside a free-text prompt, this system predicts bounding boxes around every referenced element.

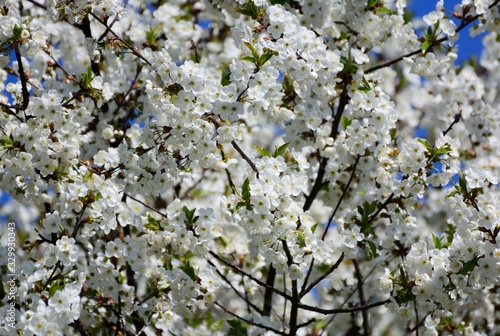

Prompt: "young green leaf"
[273,142,289,157]
[242,178,251,201]
[254,146,271,157]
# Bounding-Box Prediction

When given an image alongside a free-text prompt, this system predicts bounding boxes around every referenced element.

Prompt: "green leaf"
[311,223,319,233]
[180,260,197,280]
[282,74,294,95]
[270,0,286,4]
[259,49,278,68]
[341,116,352,130]
[426,26,433,39]
[357,205,365,217]
[399,266,409,286]
[227,319,247,336]
[221,68,231,86]
[81,67,94,89]
[233,1,264,20]
[273,142,289,157]
[244,42,260,60]
[182,206,197,224]
[242,178,251,201]
[49,280,63,297]
[367,201,378,215]
[422,40,432,54]
[435,145,452,155]
[254,146,271,157]
[314,319,328,329]
[458,171,468,193]
[145,24,163,45]
[12,24,22,40]
[366,240,378,259]
[296,229,306,248]
[390,128,397,139]
[240,55,256,63]
[357,77,371,92]
[416,138,432,151]
[0,135,14,149]
[459,257,477,275]
[431,233,442,249]
[377,6,393,14]
[145,213,162,231]
[366,0,381,10]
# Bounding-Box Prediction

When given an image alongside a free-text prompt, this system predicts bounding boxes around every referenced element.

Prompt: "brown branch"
[281,240,299,335]
[353,260,369,336]
[262,266,276,317]
[209,251,293,301]
[367,192,394,224]
[26,0,46,10]
[300,253,344,298]
[214,301,286,335]
[442,110,462,136]
[302,88,349,213]
[231,140,260,178]
[298,298,390,315]
[322,155,360,240]
[97,1,129,42]
[90,13,152,66]
[13,42,30,110]
[123,193,168,218]
[207,260,264,315]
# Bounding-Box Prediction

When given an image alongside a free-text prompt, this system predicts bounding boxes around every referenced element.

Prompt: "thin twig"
[214,301,286,335]
[367,193,394,224]
[97,1,129,42]
[209,251,293,301]
[90,13,152,66]
[231,140,260,178]
[124,193,168,218]
[442,110,462,136]
[322,155,360,240]
[300,253,345,298]
[207,260,264,315]
[298,298,390,315]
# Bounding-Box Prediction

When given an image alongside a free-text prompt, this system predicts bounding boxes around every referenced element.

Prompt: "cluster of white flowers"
[0,0,499,335]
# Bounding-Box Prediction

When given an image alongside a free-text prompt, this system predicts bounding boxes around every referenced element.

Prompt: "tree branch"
[209,251,293,301]
[322,155,360,240]
[300,253,344,298]
[353,260,369,336]
[298,299,390,315]
[231,140,260,178]
[214,301,286,335]
[13,42,30,110]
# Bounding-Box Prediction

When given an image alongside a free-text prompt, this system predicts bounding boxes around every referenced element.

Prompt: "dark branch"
[442,110,462,136]
[209,251,292,301]
[214,301,286,335]
[300,253,344,298]
[353,260,369,336]
[13,42,30,110]
[231,140,260,178]
[322,155,360,240]
[298,299,390,315]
